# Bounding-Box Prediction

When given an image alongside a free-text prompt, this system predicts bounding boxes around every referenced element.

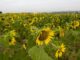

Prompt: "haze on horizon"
[0,0,80,13]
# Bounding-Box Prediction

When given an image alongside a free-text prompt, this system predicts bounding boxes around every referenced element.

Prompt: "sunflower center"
[38,30,49,41]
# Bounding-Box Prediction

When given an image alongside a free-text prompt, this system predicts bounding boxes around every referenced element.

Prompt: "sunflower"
[10,30,16,37]
[71,20,79,29]
[9,37,16,45]
[55,43,66,58]
[36,27,54,46]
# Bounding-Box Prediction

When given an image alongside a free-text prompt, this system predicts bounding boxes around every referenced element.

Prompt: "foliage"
[0,13,80,60]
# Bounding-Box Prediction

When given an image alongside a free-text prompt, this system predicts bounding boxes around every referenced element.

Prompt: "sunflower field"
[0,13,80,60]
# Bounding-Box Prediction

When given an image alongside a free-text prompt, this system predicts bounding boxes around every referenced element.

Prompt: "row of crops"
[0,13,80,60]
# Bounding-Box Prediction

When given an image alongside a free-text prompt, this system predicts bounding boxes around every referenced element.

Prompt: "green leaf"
[0,33,10,47]
[28,46,53,60]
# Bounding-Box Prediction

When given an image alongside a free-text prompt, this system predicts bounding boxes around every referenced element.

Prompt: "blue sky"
[0,0,80,12]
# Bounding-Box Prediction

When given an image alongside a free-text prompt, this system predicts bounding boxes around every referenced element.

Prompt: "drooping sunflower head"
[36,27,55,46]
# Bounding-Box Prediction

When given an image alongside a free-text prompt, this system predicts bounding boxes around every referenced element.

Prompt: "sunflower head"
[9,37,16,46]
[10,30,16,37]
[36,27,54,46]
[71,20,79,29]
[55,43,66,58]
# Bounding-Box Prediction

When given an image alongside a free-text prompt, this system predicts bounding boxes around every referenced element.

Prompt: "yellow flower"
[36,27,54,46]
[55,43,66,58]
[55,50,62,58]
[10,30,16,37]
[61,43,66,52]
[71,20,79,29]
[9,37,16,45]
[22,44,27,50]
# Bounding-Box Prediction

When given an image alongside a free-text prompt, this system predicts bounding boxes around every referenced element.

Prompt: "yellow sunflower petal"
[61,43,66,52]
[55,51,59,58]
[59,52,62,57]
[44,38,51,45]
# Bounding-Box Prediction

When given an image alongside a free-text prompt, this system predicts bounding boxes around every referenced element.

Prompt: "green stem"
[51,43,59,49]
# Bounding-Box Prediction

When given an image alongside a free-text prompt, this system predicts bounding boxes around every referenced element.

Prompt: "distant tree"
[0,11,2,13]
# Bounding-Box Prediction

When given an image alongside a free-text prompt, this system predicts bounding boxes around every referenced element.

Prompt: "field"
[0,13,80,60]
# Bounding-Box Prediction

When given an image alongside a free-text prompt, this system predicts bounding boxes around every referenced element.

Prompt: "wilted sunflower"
[36,27,54,46]
[55,43,66,58]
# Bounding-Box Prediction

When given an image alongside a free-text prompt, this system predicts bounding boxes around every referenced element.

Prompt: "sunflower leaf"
[28,46,53,60]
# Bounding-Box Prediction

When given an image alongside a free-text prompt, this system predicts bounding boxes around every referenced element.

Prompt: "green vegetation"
[0,13,80,60]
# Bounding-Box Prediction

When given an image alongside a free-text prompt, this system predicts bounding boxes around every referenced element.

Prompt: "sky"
[0,0,80,13]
